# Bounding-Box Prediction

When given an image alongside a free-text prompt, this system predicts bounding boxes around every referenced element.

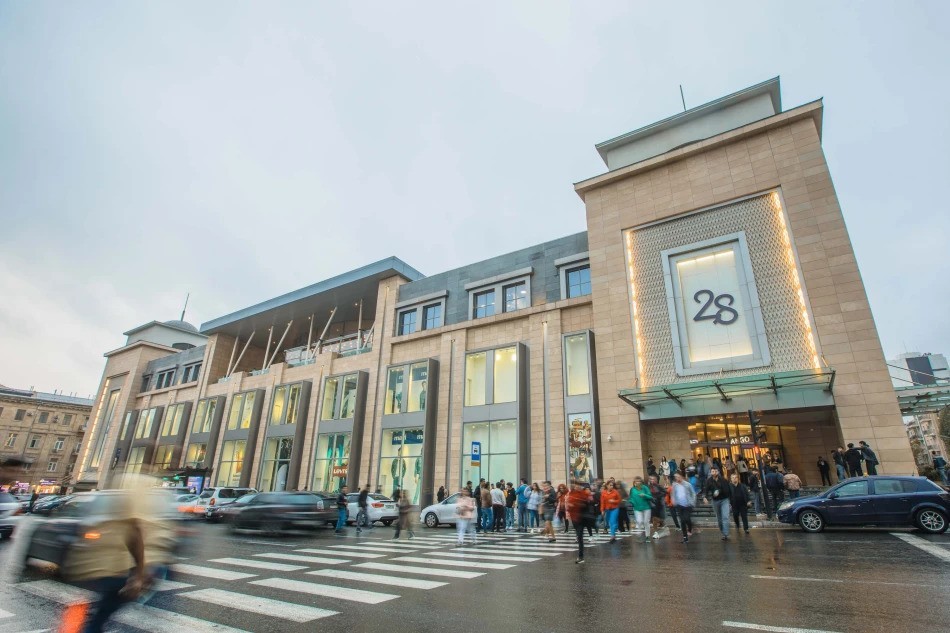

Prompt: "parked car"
[206,493,258,523]
[195,487,256,518]
[14,494,32,512]
[31,495,73,516]
[419,492,460,528]
[174,494,202,518]
[345,493,398,526]
[230,491,336,535]
[0,491,24,539]
[777,475,950,534]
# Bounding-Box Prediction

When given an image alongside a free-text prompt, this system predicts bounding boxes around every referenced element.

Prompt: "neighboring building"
[76,77,915,502]
[888,352,950,387]
[0,385,93,493]
[890,352,949,467]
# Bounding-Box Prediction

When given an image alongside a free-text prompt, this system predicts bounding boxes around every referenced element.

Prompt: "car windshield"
[370,494,393,501]
[443,493,460,504]
[199,489,215,499]
[234,494,257,505]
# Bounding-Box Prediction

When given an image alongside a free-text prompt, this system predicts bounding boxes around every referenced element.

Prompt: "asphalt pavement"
[1,517,948,633]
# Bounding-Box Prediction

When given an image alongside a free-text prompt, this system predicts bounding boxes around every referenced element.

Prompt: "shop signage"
[471,441,481,466]
[332,464,348,478]
[729,436,753,445]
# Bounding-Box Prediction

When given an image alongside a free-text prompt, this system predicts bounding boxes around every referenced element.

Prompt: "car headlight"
[777,501,793,512]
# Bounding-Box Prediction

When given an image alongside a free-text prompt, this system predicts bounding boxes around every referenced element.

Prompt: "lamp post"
[748,409,772,520]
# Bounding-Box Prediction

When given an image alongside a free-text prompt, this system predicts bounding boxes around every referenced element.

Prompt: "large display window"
[379,428,424,504]
[153,444,175,470]
[259,437,294,492]
[564,334,591,396]
[159,404,185,437]
[493,347,518,403]
[126,447,146,474]
[385,363,427,414]
[270,383,304,426]
[185,442,206,469]
[216,440,246,487]
[226,391,257,431]
[460,420,517,486]
[192,398,217,434]
[312,433,351,492]
[134,408,158,440]
[464,352,487,406]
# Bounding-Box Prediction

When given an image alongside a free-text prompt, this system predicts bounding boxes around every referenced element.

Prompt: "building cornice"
[103,339,180,358]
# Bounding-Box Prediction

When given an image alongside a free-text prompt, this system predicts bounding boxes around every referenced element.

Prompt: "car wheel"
[424,513,439,528]
[797,509,824,533]
[382,520,392,526]
[915,508,948,534]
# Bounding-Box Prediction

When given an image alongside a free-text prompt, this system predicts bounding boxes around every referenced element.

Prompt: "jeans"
[492,505,505,532]
[939,467,949,487]
[517,504,528,531]
[752,491,762,515]
[677,506,693,539]
[456,518,474,543]
[479,508,492,532]
[79,575,129,633]
[529,509,539,529]
[712,499,731,536]
[733,504,749,532]
[836,464,848,482]
[668,505,681,528]
[356,508,369,530]
[336,508,347,531]
[633,509,651,538]
[604,508,619,537]
[505,507,514,530]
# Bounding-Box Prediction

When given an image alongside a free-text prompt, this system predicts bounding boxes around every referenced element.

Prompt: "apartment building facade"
[75,78,915,504]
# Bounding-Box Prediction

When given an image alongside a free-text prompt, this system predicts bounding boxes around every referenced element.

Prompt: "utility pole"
[748,409,772,520]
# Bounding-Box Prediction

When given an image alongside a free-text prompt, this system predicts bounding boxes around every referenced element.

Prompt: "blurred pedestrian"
[599,480,621,542]
[765,466,785,508]
[335,485,349,534]
[29,491,38,513]
[474,478,486,532]
[356,484,370,533]
[527,483,541,532]
[516,478,530,532]
[859,441,879,476]
[565,480,593,564]
[617,481,630,533]
[668,457,678,484]
[736,456,750,485]
[671,473,696,544]
[541,481,558,542]
[491,482,506,532]
[505,482,516,531]
[783,469,802,499]
[748,469,763,516]
[658,456,669,484]
[647,475,666,538]
[393,490,415,539]
[455,488,476,545]
[817,456,832,486]
[729,473,751,536]
[479,482,492,532]
[629,476,653,543]
[704,468,731,540]
[556,483,570,533]
[934,454,949,486]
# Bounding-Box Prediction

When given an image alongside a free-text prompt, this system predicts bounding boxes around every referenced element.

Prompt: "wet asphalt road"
[1,517,948,633]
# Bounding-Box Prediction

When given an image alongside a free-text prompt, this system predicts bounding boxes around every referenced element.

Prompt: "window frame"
[472,289,496,319]
[556,253,591,300]
[4,432,17,448]
[155,369,177,390]
[397,309,418,336]
[502,281,529,313]
[422,303,443,330]
[465,268,532,321]
[393,291,448,336]
[28,435,41,450]
[47,459,59,472]
[14,409,26,421]
[181,362,202,384]
[38,411,49,424]
[53,437,65,452]
[463,344,521,408]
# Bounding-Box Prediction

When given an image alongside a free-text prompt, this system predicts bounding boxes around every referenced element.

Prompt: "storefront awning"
[895,384,950,415]
[619,368,836,420]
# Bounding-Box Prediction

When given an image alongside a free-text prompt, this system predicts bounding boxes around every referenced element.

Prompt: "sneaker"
[721,535,729,541]
[609,537,616,543]
[745,530,750,535]
[652,532,660,539]
[682,536,688,544]
[575,558,585,564]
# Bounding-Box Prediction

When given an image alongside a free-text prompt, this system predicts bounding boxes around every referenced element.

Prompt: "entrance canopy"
[619,368,836,421]
[895,384,950,415]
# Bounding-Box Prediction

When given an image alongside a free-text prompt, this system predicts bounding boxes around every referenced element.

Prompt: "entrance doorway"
[688,416,787,474]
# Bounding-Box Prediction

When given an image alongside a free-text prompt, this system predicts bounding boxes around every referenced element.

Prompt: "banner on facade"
[332,464,348,478]
[568,414,593,484]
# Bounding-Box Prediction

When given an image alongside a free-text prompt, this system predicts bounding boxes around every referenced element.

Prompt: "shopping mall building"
[75,78,914,504]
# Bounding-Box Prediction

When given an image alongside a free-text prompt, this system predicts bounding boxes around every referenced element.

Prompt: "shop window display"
[216,440,246,487]
[564,334,591,396]
[379,428,424,504]
[568,413,594,484]
[340,375,358,418]
[312,433,351,492]
[464,352,487,406]
[461,420,517,486]
[493,347,518,403]
[385,368,405,414]
[406,362,428,413]
[259,437,294,492]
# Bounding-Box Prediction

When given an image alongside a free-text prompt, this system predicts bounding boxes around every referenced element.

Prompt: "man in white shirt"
[490,483,506,532]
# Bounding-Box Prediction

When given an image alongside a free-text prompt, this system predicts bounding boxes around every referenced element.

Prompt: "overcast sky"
[1,1,948,397]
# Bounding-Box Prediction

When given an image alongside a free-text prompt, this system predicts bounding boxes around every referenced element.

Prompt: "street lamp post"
[748,409,773,520]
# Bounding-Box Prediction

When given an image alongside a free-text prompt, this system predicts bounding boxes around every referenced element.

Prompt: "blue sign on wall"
[471,441,481,466]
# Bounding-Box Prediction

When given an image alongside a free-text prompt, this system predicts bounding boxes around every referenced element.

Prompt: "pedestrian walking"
[490,482,506,532]
[437,486,446,503]
[729,473,751,535]
[556,483,570,533]
[783,469,802,499]
[599,480,621,542]
[505,482,516,531]
[628,477,653,543]
[845,443,864,477]
[474,478,485,532]
[859,441,879,476]
[647,456,657,478]
[703,468,731,540]
[393,490,415,539]
[565,480,593,564]
[671,473,695,543]
[933,454,949,487]
[527,483,541,532]
[541,481,558,542]
[515,478,530,532]
[832,448,848,482]
[748,469,763,516]
[736,456,750,485]
[335,485,349,534]
[765,466,785,508]
[454,487,476,545]
[617,481,631,533]
[647,475,666,538]
[658,456,670,484]
[29,491,38,513]
[356,484,370,533]
[817,456,832,486]
[479,483,493,533]
[668,457,678,484]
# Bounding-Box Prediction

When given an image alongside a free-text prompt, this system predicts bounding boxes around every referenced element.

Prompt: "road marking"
[391,556,514,569]
[354,562,485,578]
[179,588,336,622]
[228,538,296,547]
[294,548,383,559]
[256,553,349,565]
[153,579,194,591]
[249,577,398,604]
[891,532,950,563]
[422,551,541,562]
[172,563,257,580]
[15,580,95,604]
[722,621,842,633]
[209,557,308,572]
[327,545,433,554]
[749,575,943,588]
[0,608,14,618]
[307,569,447,589]
[463,546,562,556]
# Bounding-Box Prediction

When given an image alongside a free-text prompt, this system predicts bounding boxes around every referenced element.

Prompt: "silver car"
[0,491,24,539]
[419,492,461,528]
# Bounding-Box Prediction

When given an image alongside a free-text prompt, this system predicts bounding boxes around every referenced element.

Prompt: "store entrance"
[689,416,787,475]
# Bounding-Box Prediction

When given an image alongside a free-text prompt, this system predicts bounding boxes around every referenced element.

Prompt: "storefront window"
[270,386,288,425]
[493,347,518,404]
[259,437,294,492]
[461,420,517,486]
[192,398,216,434]
[385,367,405,414]
[134,408,157,440]
[226,392,256,431]
[153,445,175,469]
[464,352,487,406]
[564,334,590,396]
[160,404,185,437]
[407,362,428,413]
[340,375,358,419]
[312,433,351,492]
[379,428,424,504]
[185,442,206,468]
[322,378,340,420]
[273,383,303,425]
[216,440,246,487]
[126,447,146,474]
[567,413,594,484]
[89,389,120,469]
[119,411,134,441]
[706,423,727,442]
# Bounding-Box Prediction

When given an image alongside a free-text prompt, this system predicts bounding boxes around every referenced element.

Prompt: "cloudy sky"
[1,1,947,397]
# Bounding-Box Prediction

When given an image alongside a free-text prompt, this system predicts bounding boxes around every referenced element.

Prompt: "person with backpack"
[859,441,879,476]
[729,473,751,536]
[671,472,696,544]
[515,478,530,532]
[565,480,593,564]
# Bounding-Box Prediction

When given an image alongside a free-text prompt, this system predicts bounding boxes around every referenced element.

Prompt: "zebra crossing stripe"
[0,608,14,618]
[462,547,562,556]
[391,556,514,569]
[249,578,398,604]
[179,588,337,622]
[209,557,308,572]
[421,551,541,562]
[307,569,447,590]
[294,548,383,559]
[116,604,254,633]
[354,562,485,579]
[255,553,350,565]
[172,564,257,580]
[341,542,436,550]
[15,580,94,604]
[326,545,431,554]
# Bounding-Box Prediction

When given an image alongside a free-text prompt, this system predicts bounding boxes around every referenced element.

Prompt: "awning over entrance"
[895,384,950,415]
[619,368,836,421]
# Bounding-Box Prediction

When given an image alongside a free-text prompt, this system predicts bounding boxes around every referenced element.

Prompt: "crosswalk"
[8,529,633,632]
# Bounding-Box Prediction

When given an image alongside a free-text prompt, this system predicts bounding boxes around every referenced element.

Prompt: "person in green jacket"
[628,476,653,543]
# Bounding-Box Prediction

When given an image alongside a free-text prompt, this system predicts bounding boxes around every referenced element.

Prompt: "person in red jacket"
[565,480,594,564]
[599,480,622,542]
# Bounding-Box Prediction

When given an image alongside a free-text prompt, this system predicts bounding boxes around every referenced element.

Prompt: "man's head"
[507,482,513,489]
[710,468,720,479]
[859,441,869,448]
[729,474,739,484]
[341,485,349,494]
[847,443,855,449]
[466,480,472,487]
[521,478,527,485]
[648,475,658,485]
[673,473,685,484]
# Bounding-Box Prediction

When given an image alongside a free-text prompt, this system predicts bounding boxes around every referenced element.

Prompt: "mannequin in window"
[412,455,422,504]
[341,388,356,418]
[391,443,407,497]
[418,381,427,411]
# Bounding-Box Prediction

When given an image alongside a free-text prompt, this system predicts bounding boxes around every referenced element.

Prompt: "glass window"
[47,460,59,472]
[153,445,175,469]
[89,389,120,469]
[340,375,358,419]
[566,265,592,298]
[312,433,352,492]
[15,409,26,421]
[286,384,302,425]
[564,334,591,396]
[423,304,442,330]
[160,404,185,437]
[259,437,294,492]
[464,352,487,406]
[182,363,202,383]
[216,440,247,487]
[407,362,428,413]
[193,398,216,434]
[63,414,73,425]
[398,310,417,336]
[134,408,157,440]
[461,420,517,486]
[126,447,146,474]
[4,433,16,448]
[706,423,727,442]
[28,435,41,449]
[835,481,869,498]
[119,412,134,441]
[54,437,65,451]
[38,411,49,424]
[322,378,340,421]
[873,479,905,495]
[384,367,405,415]
[473,290,495,319]
[378,428,424,503]
[270,386,288,425]
[185,442,206,469]
[226,392,256,431]
[493,346,518,404]
[503,282,528,312]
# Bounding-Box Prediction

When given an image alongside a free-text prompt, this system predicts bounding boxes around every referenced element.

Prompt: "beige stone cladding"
[576,101,915,479]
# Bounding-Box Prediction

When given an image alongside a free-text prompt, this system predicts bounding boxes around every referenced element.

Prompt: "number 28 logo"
[693,290,739,325]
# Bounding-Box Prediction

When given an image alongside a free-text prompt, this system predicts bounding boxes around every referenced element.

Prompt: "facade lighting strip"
[624,230,645,385]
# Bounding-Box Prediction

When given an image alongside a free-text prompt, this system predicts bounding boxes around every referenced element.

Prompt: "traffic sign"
[471,441,481,466]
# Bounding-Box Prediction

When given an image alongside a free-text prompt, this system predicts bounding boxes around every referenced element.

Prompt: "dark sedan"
[777,475,949,534]
[230,491,337,535]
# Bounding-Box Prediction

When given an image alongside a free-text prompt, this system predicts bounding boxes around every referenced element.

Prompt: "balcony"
[284,329,375,367]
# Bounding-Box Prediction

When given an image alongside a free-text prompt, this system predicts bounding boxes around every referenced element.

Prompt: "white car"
[419,492,461,528]
[346,493,397,526]
[196,487,257,518]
